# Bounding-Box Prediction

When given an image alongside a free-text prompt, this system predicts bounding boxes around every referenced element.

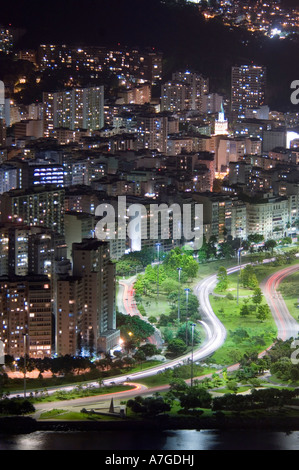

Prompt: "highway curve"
[261,264,299,341]
[17,262,299,404]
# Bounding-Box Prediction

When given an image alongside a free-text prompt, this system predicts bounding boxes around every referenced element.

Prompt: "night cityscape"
[1,0,299,453]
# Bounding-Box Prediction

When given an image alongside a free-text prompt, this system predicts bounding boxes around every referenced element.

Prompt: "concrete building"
[192,193,232,241]
[43,86,104,137]
[72,239,119,354]
[0,224,66,277]
[246,194,289,239]
[0,186,65,235]
[231,65,267,119]
[0,275,52,359]
[55,275,83,356]
[136,113,168,154]
[201,93,223,114]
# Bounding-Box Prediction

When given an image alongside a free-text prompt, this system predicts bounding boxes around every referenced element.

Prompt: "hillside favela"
[1,0,299,452]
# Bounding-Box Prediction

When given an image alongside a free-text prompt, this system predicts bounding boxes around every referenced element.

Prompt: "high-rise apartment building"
[136,113,168,154]
[246,195,289,240]
[161,71,209,113]
[43,86,104,137]
[0,186,65,235]
[172,71,209,111]
[72,239,119,354]
[55,275,83,356]
[201,93,223,114]
[0,275,52,358]
[161,81,189,113]
[231,65,267,118]
[0,224,66,277]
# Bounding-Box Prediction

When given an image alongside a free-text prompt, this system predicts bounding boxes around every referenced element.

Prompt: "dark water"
[1,429,299,450]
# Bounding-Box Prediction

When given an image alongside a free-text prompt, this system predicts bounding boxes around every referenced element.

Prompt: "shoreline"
[2,415,299,435]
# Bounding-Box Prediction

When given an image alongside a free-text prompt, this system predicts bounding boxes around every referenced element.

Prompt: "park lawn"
[214,386,252,394]
[38,410,117,421]
[250,259,299,284]
[209,295,277,366]
[126,360,164,374]
[284,296,299,323]
[278,270,299,322]
[138,295,171,319]
[137,364,216,388]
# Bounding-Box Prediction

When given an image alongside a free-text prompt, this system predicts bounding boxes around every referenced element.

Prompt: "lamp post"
[177,267,182,322]
[156,243,161,301]
[236,228,243,306]
[185,288,190,346]
[190,323,196,387]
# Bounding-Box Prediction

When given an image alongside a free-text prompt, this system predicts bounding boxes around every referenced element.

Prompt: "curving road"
[14,260,299,406]
[111,264,249,385]
[119,276,163,348]
[261,264,299,341]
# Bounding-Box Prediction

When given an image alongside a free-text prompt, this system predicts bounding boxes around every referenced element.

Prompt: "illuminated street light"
[185,288,190,346]
[190,323,196,387]
[156,243,161,300]
[237,228,243,306]
[177,267,182,322]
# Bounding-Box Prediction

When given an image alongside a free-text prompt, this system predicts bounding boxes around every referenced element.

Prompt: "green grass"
[39,409,67,419]
[39,410,102,421]
[278,270,299,322]
[137,364,216,388]
[209,294,277,365]
[215,386,252,394]
[140,295,171,318]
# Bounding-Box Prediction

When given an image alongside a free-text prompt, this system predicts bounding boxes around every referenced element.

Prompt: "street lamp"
[237,228,243,306]
[185,288,190,346]
[156,243,161,300]
[177,267,182,322]
[190,323,196,387]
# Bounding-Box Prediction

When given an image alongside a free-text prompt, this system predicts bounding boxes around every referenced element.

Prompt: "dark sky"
[1,0,299,109]
[1,0,167,47]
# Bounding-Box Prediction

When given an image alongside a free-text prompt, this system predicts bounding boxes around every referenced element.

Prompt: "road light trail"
[23,260,299,401]
[261,264,299,341]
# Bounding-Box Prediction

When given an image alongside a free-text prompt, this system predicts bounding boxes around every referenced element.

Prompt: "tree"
[179,387,212,411]
[252,287,263,311]
[257,304,270,322]
[161,278,179,295]
[138,343,160,357]
[240,301,250,317]
[117,312,155,342]
[169,378,189,395]
[166,338,187,357]
[264,239,277,255]
[215,266,228,292]
[176,322,200,346]
[133,350,146,367]
[218,242,235,260]
[127,396,170,416]
[240,265,258,289]
[169,292,200,321]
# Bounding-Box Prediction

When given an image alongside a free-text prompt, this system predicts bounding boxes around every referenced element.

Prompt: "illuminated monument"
[214,102,228,136]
